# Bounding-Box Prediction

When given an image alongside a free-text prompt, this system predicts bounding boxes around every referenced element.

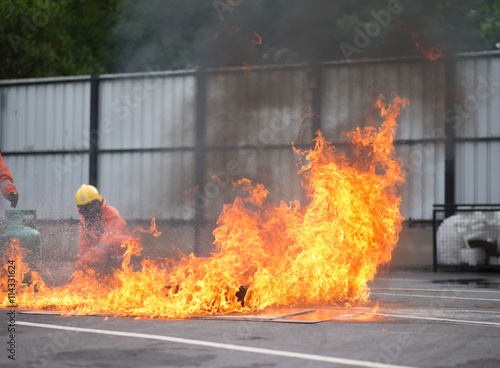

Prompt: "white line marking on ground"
[18,321,420,368]
[372,278,431,282]
[371,313,500,327]
[454,309,500,314]
[372,287,500,294]
[372,292,500,302]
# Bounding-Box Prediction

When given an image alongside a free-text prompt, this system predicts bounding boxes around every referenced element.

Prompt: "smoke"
[114,0,373,71]
[113,0,216,72]
[113,0,486,72]
[193,0,355,67]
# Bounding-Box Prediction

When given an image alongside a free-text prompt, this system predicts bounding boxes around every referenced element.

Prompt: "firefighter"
[0,149,19,208]
[75,184,132,274]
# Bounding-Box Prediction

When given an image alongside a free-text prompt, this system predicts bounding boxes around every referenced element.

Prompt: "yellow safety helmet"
[75,184,103,206]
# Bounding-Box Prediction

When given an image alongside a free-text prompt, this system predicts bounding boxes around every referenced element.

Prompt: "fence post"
[432,208,438,272]
[194,68,207,256]
[444,57,456,218]
[89,74,100,187]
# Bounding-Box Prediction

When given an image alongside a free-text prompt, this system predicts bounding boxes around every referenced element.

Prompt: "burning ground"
[1,95,409,319]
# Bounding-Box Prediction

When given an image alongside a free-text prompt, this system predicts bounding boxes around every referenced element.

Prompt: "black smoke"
[114,0,489,72]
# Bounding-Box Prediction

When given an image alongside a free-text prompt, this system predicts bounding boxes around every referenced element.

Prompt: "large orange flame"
[0,95,408,319]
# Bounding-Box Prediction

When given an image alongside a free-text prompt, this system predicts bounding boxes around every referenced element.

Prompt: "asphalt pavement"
[1,270,499,368]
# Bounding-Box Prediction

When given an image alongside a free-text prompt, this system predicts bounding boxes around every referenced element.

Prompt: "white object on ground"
[437,211,500,265]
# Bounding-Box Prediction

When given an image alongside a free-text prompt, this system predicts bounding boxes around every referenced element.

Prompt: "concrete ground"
[1,270,499,368]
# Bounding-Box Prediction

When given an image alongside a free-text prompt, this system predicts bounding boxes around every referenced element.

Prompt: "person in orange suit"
[0,149,19,208]
[75,184,132,274]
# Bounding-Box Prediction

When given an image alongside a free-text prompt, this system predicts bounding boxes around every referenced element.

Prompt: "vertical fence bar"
[432,208,438,272]
[444,57,456,218]
[193,68,207,256]
[89,74,100,187]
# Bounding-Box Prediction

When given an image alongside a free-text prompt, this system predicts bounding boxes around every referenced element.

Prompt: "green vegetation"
[0,0,120,79]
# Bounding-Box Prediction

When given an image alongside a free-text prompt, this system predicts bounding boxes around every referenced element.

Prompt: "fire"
[241,61,252,78]
[252,31,262,46]
[217,62,252,83]
[415,43,442,62]
[2,239,29,286]
[298,100,320,140]
[341,302,387,322]
[217,0,238,10]
[1,238,44,306]
[409,32,442,61]
[134,218,162,238]
[0,95,408,319]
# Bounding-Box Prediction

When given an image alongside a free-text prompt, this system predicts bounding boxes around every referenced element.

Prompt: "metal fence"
[2,52,500,254]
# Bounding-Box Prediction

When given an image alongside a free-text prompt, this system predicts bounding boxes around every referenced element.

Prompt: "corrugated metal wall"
[0,81,90,219]
[202,67,311,222]
[1,82,90,152]
[1,54,499,225]
[455,57,500,204]
[97,74,197,220]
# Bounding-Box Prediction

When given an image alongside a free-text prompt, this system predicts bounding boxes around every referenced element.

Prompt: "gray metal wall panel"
[0,83,90,151]
[99,76,196,149]
[321,60,445,141]
[203,148,304,222]
[396,143,445,220]
[98,151,195,221]
[456,141,500,204]
[475,59,490,137]
[264,148,305,206]
[457,142,474,203]
[0,81,90,220]
[454,57,500,205]
[455,57,500,139]
[205,68,311,148]
[0,153,88,220]
[455,59,476,138]
[491,142,500,203]
[490,58,500,137]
